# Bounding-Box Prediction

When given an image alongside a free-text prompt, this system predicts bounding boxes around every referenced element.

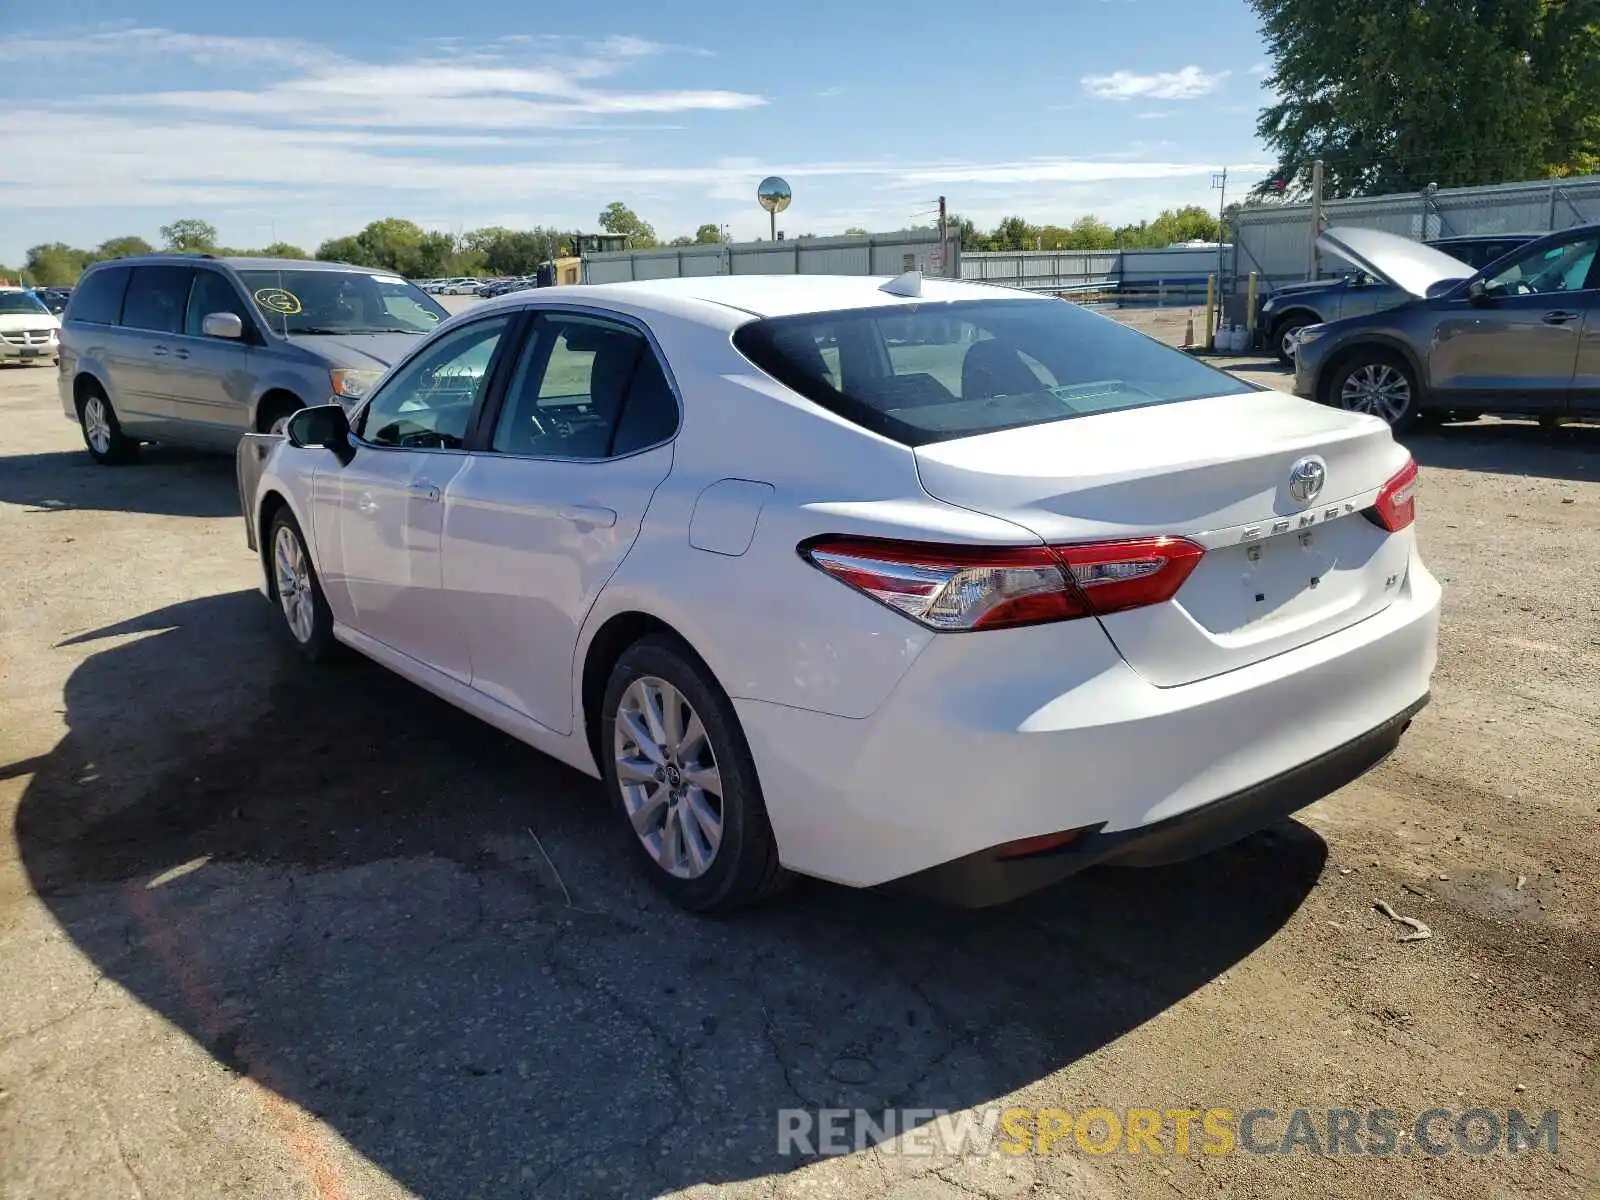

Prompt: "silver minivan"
[58,255,449,464]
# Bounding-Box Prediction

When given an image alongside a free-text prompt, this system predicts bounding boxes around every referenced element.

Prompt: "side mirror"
[285,404,354,464]
[202,312,244,339]
[1467,279,1490,306]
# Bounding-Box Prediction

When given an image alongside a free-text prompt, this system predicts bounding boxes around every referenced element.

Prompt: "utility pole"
[1212,168,1228,334]
[1307,158,1324,280]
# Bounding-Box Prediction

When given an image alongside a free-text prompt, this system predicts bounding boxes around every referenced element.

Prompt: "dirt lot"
[1,336,1597,1200]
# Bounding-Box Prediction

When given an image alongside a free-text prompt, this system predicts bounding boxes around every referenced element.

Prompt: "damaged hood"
[1317,226,1474,299]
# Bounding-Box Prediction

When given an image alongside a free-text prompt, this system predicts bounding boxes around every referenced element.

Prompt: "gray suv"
[1259,232,1541,364]
[58,255,449,464]
[1292,224,1600,431]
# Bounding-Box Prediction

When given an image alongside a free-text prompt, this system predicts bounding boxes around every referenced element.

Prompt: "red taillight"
[1370,458,1418,532]
[801,534,1204,632]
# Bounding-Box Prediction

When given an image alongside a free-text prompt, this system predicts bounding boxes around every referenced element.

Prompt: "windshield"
[235,269,448,335]
[0,291,50,316]
[731,298,1245,447]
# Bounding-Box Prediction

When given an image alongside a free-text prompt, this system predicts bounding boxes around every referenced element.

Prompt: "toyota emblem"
[1287,457,1327,503]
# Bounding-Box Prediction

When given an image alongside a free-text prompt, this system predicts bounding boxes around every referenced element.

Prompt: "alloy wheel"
[613,676,723,879]
[1339,362,1412,424]
[272,525,316,644]
[83,396,112,454]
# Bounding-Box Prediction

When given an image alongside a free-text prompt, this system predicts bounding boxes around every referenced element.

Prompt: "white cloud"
[1081,66,1230,101]
[1248,61,1270,76]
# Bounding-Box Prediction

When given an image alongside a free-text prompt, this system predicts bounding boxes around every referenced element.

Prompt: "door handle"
[151,345,168,356]
[1543,310,1581,325]
[560,504,618,528]
[409,480,442,502]
[172,347,190,359]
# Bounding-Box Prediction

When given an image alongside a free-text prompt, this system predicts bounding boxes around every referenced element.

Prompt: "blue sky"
[1,0,1277,263]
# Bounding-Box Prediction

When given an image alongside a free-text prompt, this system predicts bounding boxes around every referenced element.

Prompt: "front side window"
[732,298,1241,447]
[185,271,253,337]
[490,313,677,458]
[121,266,194,334]
[235,269,448,335]
[357,316,510,450]
[1482,236,1600,297]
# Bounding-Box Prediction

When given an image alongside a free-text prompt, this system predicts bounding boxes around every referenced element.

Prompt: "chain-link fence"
[1229,174,1600,300]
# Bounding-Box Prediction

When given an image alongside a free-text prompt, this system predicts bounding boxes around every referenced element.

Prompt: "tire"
[600,635,789,913]
[77,385,139,465]
[258,396,305,438]
[1271,314,1315,366]
[267,509,339,662]
[1327,349,1421,434]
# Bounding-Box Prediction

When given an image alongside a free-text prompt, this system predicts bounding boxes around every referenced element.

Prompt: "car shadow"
[0,449,243,519]
[1407,418,1600,483]
[16,591,1326,1198]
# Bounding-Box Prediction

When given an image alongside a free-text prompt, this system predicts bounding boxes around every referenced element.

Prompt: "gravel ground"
[1,331,1596,1200]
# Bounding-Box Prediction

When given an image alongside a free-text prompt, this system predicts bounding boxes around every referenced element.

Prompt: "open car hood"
[1317,226,1474,299]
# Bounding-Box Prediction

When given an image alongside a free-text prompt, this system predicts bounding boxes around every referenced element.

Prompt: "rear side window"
[732,298,1241,447]
[66,267,130,325]
[121,266,194,334]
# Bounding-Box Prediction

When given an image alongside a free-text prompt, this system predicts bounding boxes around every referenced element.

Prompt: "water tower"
[757,176,791,241]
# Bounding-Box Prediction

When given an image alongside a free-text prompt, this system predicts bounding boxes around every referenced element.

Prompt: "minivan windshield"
[731,298,1245,446]
[235,269,449,336]
[0,291,51,316]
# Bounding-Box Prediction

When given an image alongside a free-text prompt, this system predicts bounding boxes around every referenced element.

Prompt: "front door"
[443,310,680,734]
[1429,231,1600,413]
[170,269,259,445]
[318,313,515,681]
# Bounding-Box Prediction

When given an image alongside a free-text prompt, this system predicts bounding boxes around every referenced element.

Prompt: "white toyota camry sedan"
[236,274,1440,911]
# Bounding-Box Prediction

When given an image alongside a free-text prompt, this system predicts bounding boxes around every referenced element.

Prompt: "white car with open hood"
[236,274,1440,911]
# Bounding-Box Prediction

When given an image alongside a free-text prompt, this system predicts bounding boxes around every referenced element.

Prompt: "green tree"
[315,235,367,265]
[989,216,1040,251]
[94,235,155,260]
[1250,0,1600,198]
[159,218,218,252]
[23,243,90,286]
[843,225,870,238]
[694,223,724,244]
[463,226,564,275]
[668,235,695,247]
[255,241,309,259]
[598,201,658,249]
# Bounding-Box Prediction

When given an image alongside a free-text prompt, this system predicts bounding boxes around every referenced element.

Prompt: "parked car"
[446,278,485,295]
[1260,232,1543,364]
[0,288,62,364]
[59,255,450,464]
[35,287,73,315]
[237,274,1439,912]
[1293,223,1600,431]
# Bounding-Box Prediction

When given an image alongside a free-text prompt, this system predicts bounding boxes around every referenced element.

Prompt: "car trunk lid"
[913,390,1414,686]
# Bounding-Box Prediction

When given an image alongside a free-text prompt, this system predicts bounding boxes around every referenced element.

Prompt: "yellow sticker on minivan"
[254,288,302,315]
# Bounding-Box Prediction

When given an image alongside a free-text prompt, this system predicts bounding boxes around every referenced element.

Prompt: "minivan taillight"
[801,535,1204,632]
[1368,458,1418,532]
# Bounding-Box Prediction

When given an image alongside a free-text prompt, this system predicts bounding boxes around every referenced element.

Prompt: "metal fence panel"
[582,231,953,283]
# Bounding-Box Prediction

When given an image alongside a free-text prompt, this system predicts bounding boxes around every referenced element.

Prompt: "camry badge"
[1287,456,1327,504]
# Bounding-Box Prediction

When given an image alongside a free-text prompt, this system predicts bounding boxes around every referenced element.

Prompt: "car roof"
[83,254,398,274]
[566,274,1042,319]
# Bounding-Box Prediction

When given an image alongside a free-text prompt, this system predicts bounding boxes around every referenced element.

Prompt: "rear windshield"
[235,268,449,336]
[731,298,1244,446]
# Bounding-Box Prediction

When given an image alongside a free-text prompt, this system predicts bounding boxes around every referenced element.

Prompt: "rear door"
[442,308,678,734]
[108,265,194,430]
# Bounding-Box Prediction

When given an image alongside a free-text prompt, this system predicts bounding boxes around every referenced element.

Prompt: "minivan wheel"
[601,636,789,913]
[268,509,338,661]
[1330,350,1420,433]
[78,387,139,465]
[259,396,305,438]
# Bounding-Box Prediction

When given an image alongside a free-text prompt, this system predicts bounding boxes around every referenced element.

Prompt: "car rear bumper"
[892,693,1426,906]
[735,555,1440,899]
